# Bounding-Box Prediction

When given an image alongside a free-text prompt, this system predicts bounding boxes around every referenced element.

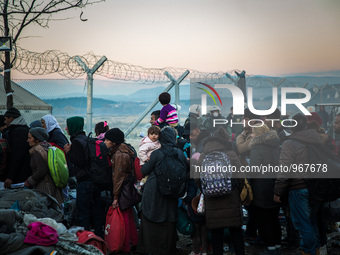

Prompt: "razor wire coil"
[3,46,238,83]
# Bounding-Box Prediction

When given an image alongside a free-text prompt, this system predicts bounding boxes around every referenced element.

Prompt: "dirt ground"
[174,231,340,255]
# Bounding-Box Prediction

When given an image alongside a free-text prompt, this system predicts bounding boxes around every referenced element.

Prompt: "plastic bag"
[197,193,205,214]
[104,206,125,253]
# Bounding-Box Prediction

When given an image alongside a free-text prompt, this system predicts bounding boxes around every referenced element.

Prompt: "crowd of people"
[1,92,340,255]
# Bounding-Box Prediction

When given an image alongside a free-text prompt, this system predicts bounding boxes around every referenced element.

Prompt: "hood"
[66,116,84,137]
[203,137,233,155]
[159,127,177,151]
[290,128,323,145]
[9,116,27,126]
[42,115,62,133]
[249,130,280,148]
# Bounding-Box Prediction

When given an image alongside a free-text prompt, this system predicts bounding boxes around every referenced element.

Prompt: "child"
[95,121,109,140]
[135,126,161,193]
[155,92,178,127]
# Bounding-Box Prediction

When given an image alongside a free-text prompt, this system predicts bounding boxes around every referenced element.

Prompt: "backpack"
[134,157,143,181]
[124,142,140,178]
[124,142,137,160]
[289,138,340,202]
[200,151,233,197]
[48,146,69,188]
[72,133,112,187]
[155,149,187,199]
[87,137,112,187]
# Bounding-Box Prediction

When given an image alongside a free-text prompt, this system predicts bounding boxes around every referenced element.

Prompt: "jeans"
[289,189,322,255]
[77,180,104,238]
[283,204,300,243]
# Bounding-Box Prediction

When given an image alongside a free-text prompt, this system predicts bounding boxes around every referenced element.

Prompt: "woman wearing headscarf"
[137,126,187,255]
[41,114,69,149]
[104,128,138,254]
[24,127,64,204]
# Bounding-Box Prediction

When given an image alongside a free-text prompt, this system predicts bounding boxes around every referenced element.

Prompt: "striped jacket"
[155,104,178,126]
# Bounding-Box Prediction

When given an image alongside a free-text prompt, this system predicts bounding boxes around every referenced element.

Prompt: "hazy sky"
[14,0,340,78]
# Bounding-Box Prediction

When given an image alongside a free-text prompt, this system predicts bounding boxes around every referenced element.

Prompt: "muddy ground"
[174,231,340,255]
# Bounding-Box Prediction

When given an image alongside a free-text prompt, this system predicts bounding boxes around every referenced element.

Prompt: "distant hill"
[45,97,117,108]
[45,97,190,117]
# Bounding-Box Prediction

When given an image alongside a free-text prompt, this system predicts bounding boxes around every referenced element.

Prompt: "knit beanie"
[4,107,21,118]
[306,112,322,127]
[105,128,125,144]
[66,116,84,136]
[30,120,42,128]
[0,115,5,127]
[30,127,49,142]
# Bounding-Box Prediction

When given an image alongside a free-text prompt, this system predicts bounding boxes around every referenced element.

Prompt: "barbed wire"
[2,46,240,83]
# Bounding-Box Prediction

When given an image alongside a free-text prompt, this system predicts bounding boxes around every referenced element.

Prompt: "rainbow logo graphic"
[197,82,222,106]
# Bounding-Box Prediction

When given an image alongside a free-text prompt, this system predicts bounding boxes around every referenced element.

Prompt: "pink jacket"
[138,136,161,165]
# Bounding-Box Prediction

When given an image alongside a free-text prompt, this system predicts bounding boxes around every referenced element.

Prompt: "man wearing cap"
[3,107,31,188]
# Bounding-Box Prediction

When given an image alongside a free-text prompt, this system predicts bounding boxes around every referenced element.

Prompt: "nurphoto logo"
[196,82,312,128]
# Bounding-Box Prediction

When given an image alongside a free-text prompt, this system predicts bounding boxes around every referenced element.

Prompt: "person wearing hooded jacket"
[249,124,281,255]
[197,127,245,255]
[41,114,69,149]
[274,113,325,255]
[64,116,105,238]
[3,107,31,189]
[137,126,187,255]
[104,128,138,254]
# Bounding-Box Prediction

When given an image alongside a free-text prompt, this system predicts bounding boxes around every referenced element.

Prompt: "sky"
[10,0,340,80]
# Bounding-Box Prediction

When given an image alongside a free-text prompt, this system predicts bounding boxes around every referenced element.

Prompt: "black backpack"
[155,149,187,199]
[124,142,137,161]
[289,138,340,202]
[72,133,112,187]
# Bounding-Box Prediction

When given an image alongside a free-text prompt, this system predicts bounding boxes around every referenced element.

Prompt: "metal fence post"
[124,70,189,137]
[74,56,107,134]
